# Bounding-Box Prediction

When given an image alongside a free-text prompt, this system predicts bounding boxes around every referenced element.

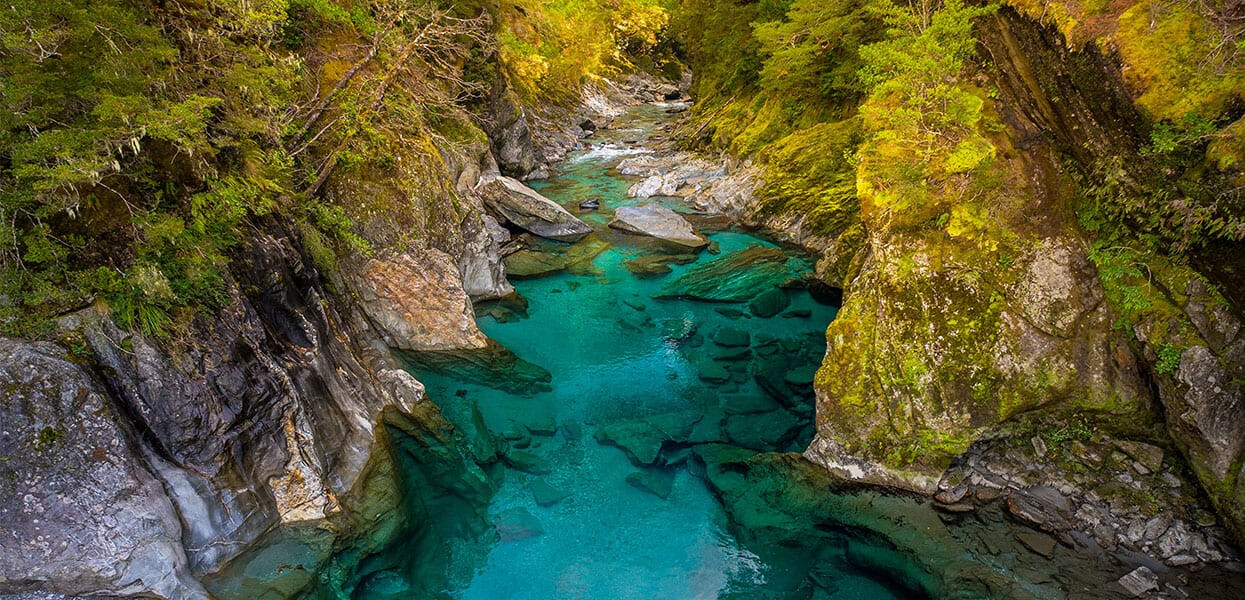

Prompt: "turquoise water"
[360,105,925,599]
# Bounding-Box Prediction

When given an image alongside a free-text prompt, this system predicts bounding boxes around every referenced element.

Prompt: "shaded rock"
[1117,566,1159,597]
[529,480,571,507]
[784,365,819,387]
[1114,440,1164,473]
[349,250,487,352]
[723,409,803,450]
[748,288,791,318]
[626,469,676,500]
[656,246,798,302]
[495,507,543,542]
[477,175,591,241]
[609,203,708,249]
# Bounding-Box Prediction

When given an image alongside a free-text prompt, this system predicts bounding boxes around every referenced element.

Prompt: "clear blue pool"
[352,105,923,600]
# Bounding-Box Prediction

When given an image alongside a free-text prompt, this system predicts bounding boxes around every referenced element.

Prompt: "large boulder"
[349,249,489,352]
[476,175,592,242]
[0,339,208,599]
[608,203,708,249]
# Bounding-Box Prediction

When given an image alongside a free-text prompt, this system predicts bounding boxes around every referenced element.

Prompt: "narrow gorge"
[1,1,1243,599]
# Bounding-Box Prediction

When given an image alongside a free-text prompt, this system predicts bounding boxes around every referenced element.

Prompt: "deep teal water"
[361,105,923,599]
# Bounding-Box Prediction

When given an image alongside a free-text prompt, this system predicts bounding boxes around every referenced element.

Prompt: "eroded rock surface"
[350,249,488,352]
[0,339,208,599]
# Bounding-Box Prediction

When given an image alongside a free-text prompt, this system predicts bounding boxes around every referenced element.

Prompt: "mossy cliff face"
[792,1,1245,549]
[805,6,1154,491]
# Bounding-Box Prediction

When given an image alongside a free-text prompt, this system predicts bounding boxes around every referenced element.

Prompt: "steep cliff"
[674,0,1245,561]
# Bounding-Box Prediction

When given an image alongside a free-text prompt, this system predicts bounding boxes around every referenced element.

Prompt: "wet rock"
[578,198,601,211]
[504,237,611,279]
[0,339,208,599]
[713,327,751,347]
[350,249,488,352]
[1117,566,1159,597]
[529,480,571,506]
[656,246,799,302]
[1016,532,1057,558]
[495,507,544,542]
[748,288,791,318]
[477,175,592,241]
[626,469,676,500]
[609,203,708,249]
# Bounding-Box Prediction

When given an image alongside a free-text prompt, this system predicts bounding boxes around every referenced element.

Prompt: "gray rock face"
[484,79,540,178]
[0,339,208,599]
[608,203,708,249]
[476,175,592,242]
[1134,276,1245,545]
[28,227,454,599]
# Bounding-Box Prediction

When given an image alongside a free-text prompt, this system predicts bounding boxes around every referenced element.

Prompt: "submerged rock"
[595,410,701,465]
[748,288,791,318]
[626,469,676,500]
[609,203,708,249]
[503,449,552,475]
[529,479,571,506]
[402,340,551,396]
[495,507,544,542]
[503,237,611,279]
[712,327,751,347]
[655,246,799,302]
[623,253,697,277]
[477,175,592,242]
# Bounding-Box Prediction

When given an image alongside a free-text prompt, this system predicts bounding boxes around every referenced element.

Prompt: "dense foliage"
[0,0,671,338]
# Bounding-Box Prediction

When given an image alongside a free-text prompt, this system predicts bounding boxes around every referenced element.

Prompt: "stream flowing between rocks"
[337,104,931,599]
